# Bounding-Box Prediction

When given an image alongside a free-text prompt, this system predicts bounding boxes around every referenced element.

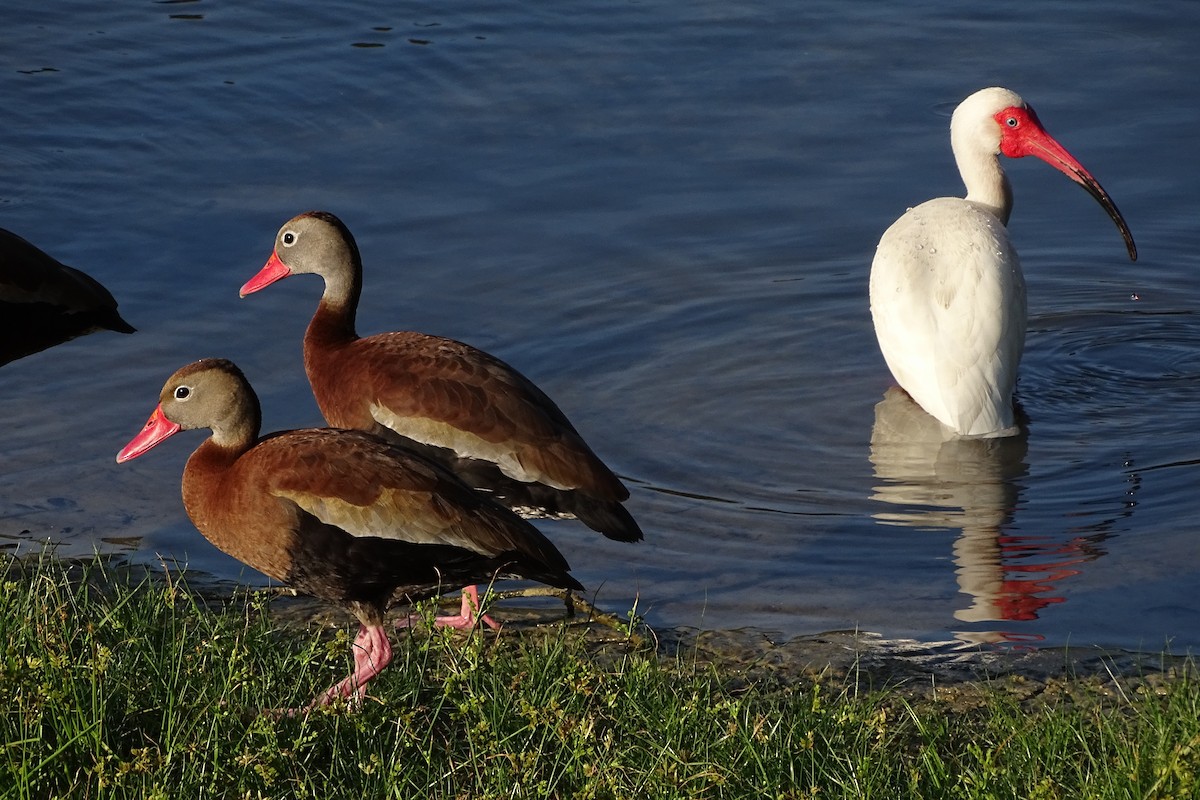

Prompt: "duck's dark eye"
[1005,116,1018,128]
[174,386,191,400]
[281,230,297,247]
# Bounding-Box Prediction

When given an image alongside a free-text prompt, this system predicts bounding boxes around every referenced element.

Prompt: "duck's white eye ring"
[174,386,191,400]
[281,230,298,247]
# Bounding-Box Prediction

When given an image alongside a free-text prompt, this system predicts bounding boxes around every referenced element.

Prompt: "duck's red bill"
[239,251,292,297]
[116,404,181,463]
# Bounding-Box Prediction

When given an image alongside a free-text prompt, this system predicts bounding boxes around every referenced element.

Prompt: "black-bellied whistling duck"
[239,211,641,629]
[116,358,582,712]
[0,227,134,366]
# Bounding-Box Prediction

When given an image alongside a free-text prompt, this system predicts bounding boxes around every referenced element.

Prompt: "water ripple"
[1022,309,1200,416]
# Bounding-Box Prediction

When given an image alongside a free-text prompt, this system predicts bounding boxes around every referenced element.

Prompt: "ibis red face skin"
[239,251,292,297]
[116,404,182,463]
[994,105,1137,261]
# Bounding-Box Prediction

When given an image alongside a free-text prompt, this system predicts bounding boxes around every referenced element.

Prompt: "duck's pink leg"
[308,624,393,709]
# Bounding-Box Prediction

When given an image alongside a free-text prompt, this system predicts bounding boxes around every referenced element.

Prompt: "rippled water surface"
[2,0,1198,651]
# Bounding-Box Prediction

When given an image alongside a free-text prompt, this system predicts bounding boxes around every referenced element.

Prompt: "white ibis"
[869,87,1137,437]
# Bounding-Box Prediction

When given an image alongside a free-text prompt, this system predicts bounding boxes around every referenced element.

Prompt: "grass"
[1,555,1198,799]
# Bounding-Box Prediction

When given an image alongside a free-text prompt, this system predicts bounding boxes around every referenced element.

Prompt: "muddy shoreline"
[258,586,1196,712]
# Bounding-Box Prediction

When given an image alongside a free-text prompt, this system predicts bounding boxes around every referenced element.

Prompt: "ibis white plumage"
[869,87,1137,437]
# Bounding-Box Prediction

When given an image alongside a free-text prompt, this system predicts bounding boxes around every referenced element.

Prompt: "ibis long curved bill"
[998,105,1136,261]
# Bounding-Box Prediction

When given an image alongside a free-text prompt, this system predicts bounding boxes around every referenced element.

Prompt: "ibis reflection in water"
[868,386,1126,648]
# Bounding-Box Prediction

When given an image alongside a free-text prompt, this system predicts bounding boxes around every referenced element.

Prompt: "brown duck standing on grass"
[239,211,641,629]
[116,358,582,713]
[0,227,134,366]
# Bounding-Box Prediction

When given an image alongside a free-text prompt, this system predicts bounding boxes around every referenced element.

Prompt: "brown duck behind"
[241,210,641,543]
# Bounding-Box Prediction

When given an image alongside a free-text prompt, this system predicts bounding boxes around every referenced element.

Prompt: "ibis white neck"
[949,87,1024,226]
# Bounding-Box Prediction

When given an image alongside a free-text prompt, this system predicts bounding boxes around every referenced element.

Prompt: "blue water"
[2,0,1198,652]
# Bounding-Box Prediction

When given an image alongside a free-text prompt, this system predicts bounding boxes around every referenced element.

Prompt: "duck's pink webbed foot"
[396,585,501,632]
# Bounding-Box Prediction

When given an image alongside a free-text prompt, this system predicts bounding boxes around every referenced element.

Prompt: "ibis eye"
[174,386,191,400]
[281,230,297,247]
